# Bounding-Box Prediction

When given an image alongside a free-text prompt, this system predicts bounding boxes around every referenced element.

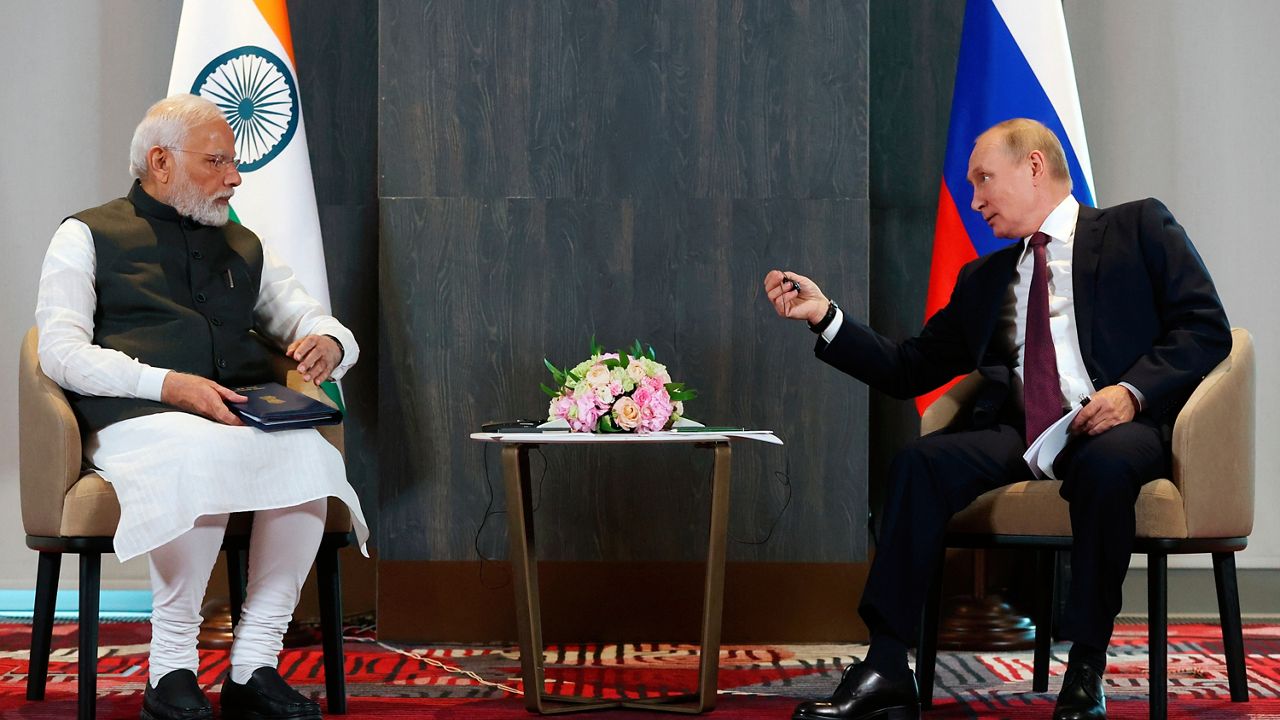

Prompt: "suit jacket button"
[211,317,223,326]
[191,250,203,260]
[195,292,207,303]
[217,358,227,369]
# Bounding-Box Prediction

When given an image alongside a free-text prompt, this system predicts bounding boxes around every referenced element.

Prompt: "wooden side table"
[471,433,737,714]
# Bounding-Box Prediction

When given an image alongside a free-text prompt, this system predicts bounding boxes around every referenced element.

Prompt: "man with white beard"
[35,94,369,720]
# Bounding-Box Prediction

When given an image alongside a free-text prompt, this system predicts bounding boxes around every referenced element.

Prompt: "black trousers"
[860,418,1169,652]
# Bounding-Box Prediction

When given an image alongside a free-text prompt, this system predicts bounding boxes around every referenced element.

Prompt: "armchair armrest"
[1171,328,1255,539]
[920,373,984,436]
[19,328,83,537]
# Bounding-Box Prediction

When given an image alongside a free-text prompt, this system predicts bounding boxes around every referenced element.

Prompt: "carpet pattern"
[0,622,1277,717]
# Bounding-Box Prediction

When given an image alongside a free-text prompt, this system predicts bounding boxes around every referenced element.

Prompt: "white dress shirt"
[999,194,1095,410]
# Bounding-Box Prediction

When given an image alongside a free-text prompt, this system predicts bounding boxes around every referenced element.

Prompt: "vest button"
[195,293,207,303]
[211,317,224,326]
[191,250,203,260]
[217,358,227,369]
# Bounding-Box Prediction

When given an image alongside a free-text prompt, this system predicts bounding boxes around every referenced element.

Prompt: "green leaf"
[670,390,697,401]
[619,352,630,368]
[598,415,618,433]
[664,382,685,392]
[543,358,565,384]
[567,370,581,382]
[630,339,643,359]
[647,345,657,360]
[602,358,621,369]
[590,334,603,357]
[540,382,559,398]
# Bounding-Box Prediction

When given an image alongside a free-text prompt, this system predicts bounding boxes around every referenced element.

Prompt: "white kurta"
[36,218,370,562]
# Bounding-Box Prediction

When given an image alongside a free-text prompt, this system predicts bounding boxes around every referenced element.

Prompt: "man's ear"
[147,146,171,184]
[1027,149,1047,183]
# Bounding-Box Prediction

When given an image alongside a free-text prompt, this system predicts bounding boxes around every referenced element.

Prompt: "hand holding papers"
[1022,405,1083,479]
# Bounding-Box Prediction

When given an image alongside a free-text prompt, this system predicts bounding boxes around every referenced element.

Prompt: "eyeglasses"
[163,147,240,172]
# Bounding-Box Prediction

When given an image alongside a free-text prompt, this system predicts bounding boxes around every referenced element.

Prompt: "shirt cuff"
[1118,381,1146,412]
[136,367,171,403]
[820,308,845,344]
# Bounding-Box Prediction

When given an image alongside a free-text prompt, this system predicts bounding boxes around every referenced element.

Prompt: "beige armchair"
[915,328,1254,720]
[19,327,355,720]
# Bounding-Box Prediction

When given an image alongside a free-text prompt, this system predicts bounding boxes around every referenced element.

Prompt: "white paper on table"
[533,417,783,445]
[1022,405,1083,480]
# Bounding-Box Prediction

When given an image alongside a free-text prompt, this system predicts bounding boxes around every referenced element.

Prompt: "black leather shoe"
[220,667,322,720]
[792,661,921,720]
[141,669,213,720]
[1053,662,1106,720]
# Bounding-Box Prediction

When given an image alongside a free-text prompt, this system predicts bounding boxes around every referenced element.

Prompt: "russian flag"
[917,0,1097,414]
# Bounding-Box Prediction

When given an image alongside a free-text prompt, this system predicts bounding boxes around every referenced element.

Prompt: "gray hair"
[128,94,227,180]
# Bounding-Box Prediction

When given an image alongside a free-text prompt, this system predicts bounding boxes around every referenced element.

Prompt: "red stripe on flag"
[916,180,978,415]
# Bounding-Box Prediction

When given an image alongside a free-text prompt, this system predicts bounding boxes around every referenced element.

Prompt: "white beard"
[169,174,233,227]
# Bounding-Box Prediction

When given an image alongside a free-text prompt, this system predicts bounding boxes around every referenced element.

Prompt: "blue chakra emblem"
[191,45,299,173]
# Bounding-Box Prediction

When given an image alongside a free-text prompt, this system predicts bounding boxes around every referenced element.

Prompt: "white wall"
[0,1,181,588]
[1065,1,1280,569]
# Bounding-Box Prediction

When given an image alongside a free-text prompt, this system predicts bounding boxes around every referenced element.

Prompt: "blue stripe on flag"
[942,0,1095,258]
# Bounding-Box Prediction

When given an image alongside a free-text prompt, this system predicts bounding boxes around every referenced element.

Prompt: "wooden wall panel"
[378,0,870,564]
[381,0,866,200]
[291,2,381,524]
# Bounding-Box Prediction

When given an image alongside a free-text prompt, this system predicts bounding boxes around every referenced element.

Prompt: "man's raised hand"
[764,269,830,324]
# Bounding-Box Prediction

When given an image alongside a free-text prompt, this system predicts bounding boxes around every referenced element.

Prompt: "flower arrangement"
[543,338,697,433]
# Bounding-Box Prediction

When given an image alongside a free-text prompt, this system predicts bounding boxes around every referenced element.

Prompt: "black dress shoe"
[141,669,213,720]
[1053,662,1106,720]
[792,661,921,720]
[220,667,322,720]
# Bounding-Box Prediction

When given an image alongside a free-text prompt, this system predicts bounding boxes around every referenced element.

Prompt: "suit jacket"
[817,198,1231,432]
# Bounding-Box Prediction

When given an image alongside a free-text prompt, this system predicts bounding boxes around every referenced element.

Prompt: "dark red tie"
[1023,232,1062,443]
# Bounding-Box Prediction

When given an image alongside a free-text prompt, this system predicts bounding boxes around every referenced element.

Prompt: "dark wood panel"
[380,0,868,200]
[291,2,382,524]
[379,560,869,643]
[379,197,868,562]
[867,0,964,515]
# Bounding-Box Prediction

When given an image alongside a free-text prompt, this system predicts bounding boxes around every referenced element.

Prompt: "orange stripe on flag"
[916,180,978,415]
[253,0,296,68]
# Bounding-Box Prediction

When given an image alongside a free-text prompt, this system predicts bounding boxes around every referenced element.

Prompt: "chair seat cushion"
[59,474,354,539]
[59,473,122,537]
[947,478,1189,539]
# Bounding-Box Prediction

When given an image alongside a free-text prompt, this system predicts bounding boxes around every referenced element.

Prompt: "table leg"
[504,441,732,715]
[503,445,548,712]
[696,443,731,711]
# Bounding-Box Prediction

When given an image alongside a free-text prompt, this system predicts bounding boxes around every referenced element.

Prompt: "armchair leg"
[226,546,248,628]
[1212,552,1249,702]
[916,551,945,709]
[1032,549,1057,693]
[316,540,347,714]
[27,551,61,701]
[1148,553,1167,720]
[78,552,101,720]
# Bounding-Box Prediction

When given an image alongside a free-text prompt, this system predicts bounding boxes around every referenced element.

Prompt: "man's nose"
[226,168,242,187]
[971,191,983,212]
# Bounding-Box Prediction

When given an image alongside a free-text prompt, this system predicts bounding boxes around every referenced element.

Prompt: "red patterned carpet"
[1,621,1278,718]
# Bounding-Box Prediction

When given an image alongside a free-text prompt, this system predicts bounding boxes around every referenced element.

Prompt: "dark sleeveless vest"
[67,181,274,433]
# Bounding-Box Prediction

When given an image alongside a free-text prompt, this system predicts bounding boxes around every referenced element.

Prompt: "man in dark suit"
[765,118,1230,720]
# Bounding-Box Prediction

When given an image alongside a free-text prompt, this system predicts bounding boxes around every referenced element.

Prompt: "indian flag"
[167,0,332,312]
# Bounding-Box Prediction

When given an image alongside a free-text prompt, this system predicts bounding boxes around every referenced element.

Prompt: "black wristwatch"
[808,300,839,334]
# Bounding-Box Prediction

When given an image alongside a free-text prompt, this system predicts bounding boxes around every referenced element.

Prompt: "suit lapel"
[1073,205,1106,371]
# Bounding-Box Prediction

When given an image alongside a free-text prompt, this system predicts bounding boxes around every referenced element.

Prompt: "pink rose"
[612,396,641,431]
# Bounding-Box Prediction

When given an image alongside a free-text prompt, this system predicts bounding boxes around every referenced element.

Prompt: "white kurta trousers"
[86,411,370,684]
